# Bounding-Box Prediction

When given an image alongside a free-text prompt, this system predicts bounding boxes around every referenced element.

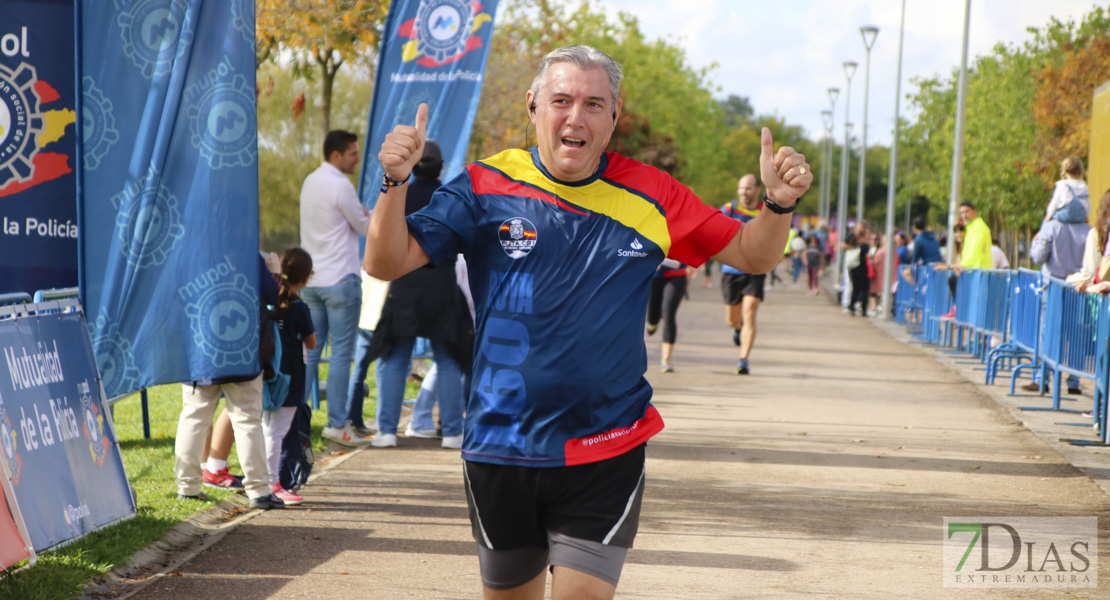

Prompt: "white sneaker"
[404,426,439,439]
[322,424,371,447]
[441,434,463,449]
[370,433,398,448]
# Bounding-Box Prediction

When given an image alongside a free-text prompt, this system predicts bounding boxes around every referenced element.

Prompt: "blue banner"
[0,0,79,295]
[77,0,260,398]
[357,0,498,206]
[0,304,136,552]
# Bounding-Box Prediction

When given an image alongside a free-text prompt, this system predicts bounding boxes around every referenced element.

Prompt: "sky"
[597,0,1104,147]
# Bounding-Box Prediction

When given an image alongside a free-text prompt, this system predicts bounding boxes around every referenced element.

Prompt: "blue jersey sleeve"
[406,169,479,267]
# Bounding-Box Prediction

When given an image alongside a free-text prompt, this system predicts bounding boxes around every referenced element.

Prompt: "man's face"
[737,176,759,207]
[958,205,976,223]
[527,63,621,182]
[331,142,360,175]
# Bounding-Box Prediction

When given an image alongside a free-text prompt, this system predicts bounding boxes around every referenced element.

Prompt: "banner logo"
[400,0,492,68]
[188,74,256,169]
[81,77,119,170]
[230,0,254,45]
[498,217,537,259]
[0,62,43,189]
[184,273,257,367]
[117,0,194,79]
[80,389,108,467]
[944,517,1097,588]
[111,171,185,268]
[89,313,142,400]
[0,398,21,486]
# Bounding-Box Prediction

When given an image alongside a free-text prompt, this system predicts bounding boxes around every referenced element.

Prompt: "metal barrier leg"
[141,388,151,440]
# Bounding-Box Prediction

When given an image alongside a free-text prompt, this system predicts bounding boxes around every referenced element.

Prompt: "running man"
[365,46,811,599]
[720,174,764,375]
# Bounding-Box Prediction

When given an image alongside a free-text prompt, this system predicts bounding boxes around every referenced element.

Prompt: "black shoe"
[249,493,286,510]
[1067,387,1082,395]
[731,329,740,346]
[177,491,208,501]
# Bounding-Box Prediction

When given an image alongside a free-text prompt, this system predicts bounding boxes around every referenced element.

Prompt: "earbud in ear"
[612,112,617,122]
[530,102,536,113]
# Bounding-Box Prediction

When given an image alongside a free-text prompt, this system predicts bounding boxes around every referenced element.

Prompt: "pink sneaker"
[271,484,304,506]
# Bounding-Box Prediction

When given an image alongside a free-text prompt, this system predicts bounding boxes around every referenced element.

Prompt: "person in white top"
[990,240,1010,270]
[299,130,372,447]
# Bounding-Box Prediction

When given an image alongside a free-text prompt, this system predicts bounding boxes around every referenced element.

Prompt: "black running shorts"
[463,445,647,589]
[721,272,765,304]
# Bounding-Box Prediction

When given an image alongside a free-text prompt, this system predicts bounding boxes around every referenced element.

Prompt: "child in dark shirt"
[263,248,316,505]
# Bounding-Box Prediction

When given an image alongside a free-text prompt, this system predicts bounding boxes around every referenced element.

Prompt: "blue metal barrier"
[922,267,954,345]
[1026,278,1100,414]
[1064,296,1110,446]
[975,270,1011,372]
[993,269,1044,391]
[951,270,981,352]
[894,267,914,325]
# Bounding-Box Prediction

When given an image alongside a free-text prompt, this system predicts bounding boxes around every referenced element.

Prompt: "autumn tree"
[257,0,388,135]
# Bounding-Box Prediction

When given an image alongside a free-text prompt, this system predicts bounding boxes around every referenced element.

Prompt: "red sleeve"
[660,176,740,267]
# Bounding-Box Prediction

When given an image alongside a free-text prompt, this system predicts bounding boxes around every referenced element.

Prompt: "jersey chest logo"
[498,217,537,259]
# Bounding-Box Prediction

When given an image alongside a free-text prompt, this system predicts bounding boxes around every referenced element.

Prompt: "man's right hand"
[378,103,428,181]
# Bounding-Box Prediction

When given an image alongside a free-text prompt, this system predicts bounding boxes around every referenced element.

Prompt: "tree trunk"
[316,48,344,138]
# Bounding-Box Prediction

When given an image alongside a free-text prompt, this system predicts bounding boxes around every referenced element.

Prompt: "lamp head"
[861,26,879,50]
[828,87,840,106]
[821,110,832,129]
[843,61,858,80]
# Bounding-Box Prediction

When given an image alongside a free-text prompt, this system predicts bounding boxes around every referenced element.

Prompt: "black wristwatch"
[763,193,798,214]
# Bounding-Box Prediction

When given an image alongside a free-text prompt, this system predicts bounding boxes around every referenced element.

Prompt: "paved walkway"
[99,280,1109,599]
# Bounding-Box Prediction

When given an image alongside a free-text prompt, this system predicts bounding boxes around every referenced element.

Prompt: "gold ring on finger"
[799,166,807,175]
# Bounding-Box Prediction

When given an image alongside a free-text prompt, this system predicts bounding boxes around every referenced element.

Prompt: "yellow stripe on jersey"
[481,150,672,255]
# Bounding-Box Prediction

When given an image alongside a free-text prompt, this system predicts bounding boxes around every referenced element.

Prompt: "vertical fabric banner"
[0,0,79,295]
[78,0,260,399]
[0,306,136,552]
[357,0,499,206]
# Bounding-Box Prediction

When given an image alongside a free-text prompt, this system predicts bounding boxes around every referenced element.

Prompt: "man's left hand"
[759,127,812,206]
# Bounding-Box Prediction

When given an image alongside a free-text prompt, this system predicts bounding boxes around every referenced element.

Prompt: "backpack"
[279,401,314,491]
[261,312,290,411]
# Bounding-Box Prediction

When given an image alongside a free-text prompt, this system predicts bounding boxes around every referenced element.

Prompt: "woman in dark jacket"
[364,142,474,449]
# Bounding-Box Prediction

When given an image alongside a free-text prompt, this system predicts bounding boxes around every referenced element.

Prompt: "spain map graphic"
[0,66,76,198]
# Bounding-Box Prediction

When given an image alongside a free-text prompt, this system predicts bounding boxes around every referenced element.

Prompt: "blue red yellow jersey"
[407,148,740,467]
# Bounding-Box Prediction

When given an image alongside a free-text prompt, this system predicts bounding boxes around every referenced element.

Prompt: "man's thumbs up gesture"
[758,127,812,207]
[379,103,428,182]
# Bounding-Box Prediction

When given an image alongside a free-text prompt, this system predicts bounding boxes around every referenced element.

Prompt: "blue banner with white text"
[0,0,78,295]
[77,0,260,398]
[0,306,136,552]
[357,0,498,206]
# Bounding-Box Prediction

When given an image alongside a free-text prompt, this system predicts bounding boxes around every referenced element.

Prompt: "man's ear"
[612,97,623,123]
[526,90,536,123]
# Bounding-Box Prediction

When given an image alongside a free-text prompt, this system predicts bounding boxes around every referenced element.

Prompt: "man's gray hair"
[529,45,623,104]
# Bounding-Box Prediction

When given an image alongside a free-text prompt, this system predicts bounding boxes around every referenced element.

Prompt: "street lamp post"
[824,86,839,225]
[880,2,906,321]
[821,109,833,226]
[947,0,973,259]
[834,62,857,286]
[856,26,879,223]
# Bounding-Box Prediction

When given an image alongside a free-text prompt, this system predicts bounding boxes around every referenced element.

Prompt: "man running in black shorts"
[366,46,812,599]
[720,174,764,374]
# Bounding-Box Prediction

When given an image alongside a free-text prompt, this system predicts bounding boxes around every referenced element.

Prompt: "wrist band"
[763,192,798,215]
[380,173,409,194]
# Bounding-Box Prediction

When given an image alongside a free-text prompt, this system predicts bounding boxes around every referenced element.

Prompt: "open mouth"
[561,137,587,148]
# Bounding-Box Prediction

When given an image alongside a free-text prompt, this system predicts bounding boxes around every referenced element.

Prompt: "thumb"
[415,103,428,137]
[759,127,774,168]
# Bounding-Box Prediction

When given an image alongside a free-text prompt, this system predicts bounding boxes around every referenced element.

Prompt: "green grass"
[0,360,417,600]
